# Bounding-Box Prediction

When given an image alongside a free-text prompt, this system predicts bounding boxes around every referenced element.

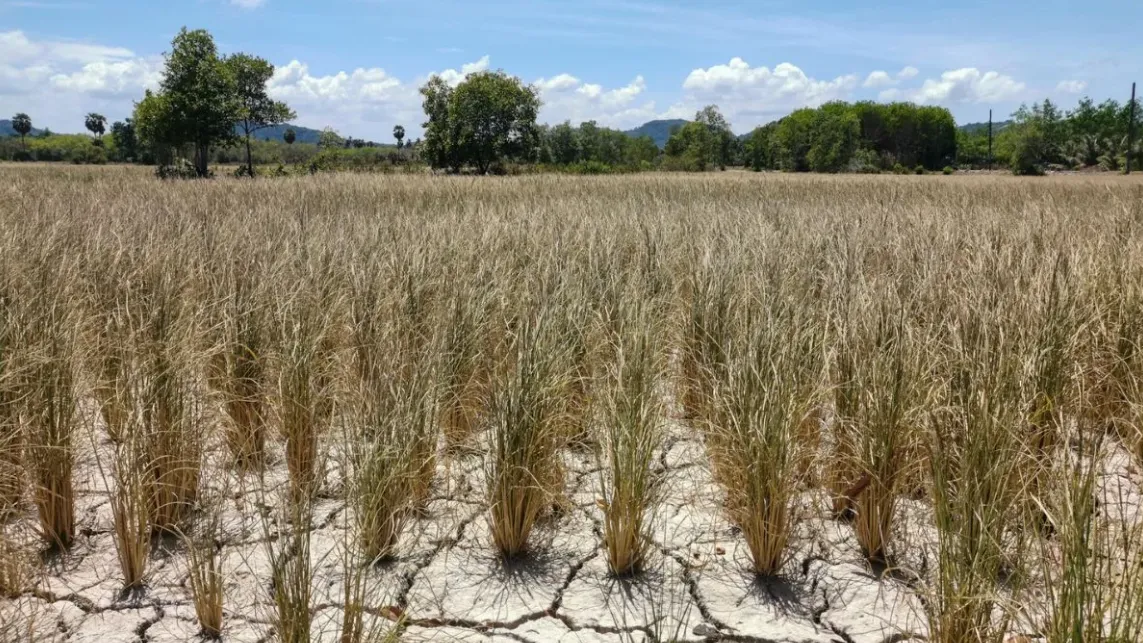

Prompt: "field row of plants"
[2,169,1143,641]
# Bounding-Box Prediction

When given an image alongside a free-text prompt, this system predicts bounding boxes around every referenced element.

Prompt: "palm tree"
[85,113,107,144]
[10,113,32,150]
[393,125,405,150]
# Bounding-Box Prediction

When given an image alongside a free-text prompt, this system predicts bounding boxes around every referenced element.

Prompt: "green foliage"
[744,101,957,173]
[10,113,32,149]
[226,53,296,175]
[84,113,106,141]
[156,28,240,176]
[806,103,860,173]
[283,128,296,145]
[419,71,540,173]
[745,124,773,171]
[393,125,405,148]
[664,121,715,171]
[110,120,139,162]
[537,120,656,170]
[0,133,114,163]
[942,166,955,175]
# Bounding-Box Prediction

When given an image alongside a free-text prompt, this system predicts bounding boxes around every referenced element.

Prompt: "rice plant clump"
[707,295,824,576]
[596,305,665,576]
[486,312,567,559]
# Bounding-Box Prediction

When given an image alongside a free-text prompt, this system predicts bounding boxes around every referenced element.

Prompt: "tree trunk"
[244,123,254,177]
[194,143,209,178]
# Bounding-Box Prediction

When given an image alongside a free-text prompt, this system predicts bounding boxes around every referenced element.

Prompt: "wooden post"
[1128,82,1137,175]
[987,109,993,170]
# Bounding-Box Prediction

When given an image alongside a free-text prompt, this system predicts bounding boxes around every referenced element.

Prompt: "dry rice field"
[2,166,1143,642]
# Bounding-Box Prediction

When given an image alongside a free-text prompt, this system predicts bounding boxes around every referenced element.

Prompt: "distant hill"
[959,120,1012,135]
[624,119,689,148]
[1,120,45,138]
[249,124,325,144]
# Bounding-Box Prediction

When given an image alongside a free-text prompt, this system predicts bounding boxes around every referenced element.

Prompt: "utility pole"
[987,109,993,171]
[1128,82,1137,175]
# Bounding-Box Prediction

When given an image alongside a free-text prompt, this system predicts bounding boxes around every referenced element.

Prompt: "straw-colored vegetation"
[1,165,1143,641]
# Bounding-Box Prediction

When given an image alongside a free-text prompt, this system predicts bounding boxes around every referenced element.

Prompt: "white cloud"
[881,67,1025,104]
[863,66,919,89]
[230,0,266,8]
[434,55,490,87]
[0,30,156,129]
[897,66,918,80]
[266,56,495,138]
[50,58,161,97]
[678,57,858,129]
[1056,79,1087,94]
[863,71,894,88]
[535,73,656,129]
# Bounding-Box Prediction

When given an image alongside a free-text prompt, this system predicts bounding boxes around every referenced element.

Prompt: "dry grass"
[1,167,1143,640]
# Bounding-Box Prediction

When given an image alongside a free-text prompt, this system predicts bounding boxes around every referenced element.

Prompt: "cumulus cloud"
[677,57,858,128]
[863,71,894,88]
[534,73,657,129]
[1056,79,1087,94]
[0,30,158,128]
[881,67,1025,104]
[863,66,920,88]
[264,56,497,138]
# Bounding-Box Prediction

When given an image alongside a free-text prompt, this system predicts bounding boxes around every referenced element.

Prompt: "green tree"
[546,121,581,165]
[393,125,405,149]
[420,76,458,171]
[137,28,239,177]
[225,53,294,176]
[664,121,714,171]
[421,71,540,173]
[318,127,345,150]
[694,105,733,170]
[625,135,659,167]
[133,90,178,165]
[745,123,775,171]
[10,113,32,150]
[84,113,107,145]
[772,108,815,171]
[283,128,296,145]
[806,102,860,173]
[110,119,138,162]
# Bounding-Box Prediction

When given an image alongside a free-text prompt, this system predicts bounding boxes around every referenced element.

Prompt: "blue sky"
[2,0,1139,140]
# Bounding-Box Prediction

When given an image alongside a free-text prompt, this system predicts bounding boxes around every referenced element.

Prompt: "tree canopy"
[420,71,540,173]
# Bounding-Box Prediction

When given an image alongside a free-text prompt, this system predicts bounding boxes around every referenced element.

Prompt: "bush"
[846,148,883,174]
[13,150,33,162]
[156,159,205,180]
[913,165,925,175]
[232,165,257,179]
[567,160,614,175]
[891,163,909,175]
[942,166,955,175]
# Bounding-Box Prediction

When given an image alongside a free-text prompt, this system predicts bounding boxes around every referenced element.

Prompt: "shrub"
[156,159,206,180]
[914,165,925,175]
[942,166,955,175]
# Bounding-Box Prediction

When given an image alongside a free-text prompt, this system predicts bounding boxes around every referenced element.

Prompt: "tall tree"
[136,28,238,177]
[10,113,32,150]
[225,53,294,176]
[283,128,296,145]
[85,113,107,144]
[393,125,406,149]
[110,119,138,162]
[420,71,540,173]
[694,105,734,170]
[420,76,457,171]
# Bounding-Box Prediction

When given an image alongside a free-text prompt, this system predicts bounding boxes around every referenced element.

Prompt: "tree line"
[3,26,1139,176]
